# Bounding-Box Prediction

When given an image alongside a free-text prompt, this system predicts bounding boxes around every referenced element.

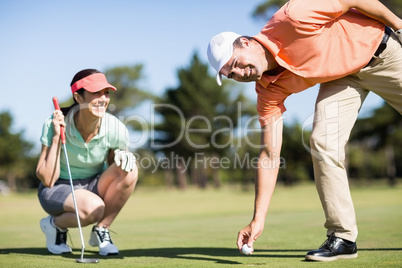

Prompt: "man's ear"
[240,37,252,48]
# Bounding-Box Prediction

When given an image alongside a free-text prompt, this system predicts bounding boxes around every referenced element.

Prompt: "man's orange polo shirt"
[253,0,384,126]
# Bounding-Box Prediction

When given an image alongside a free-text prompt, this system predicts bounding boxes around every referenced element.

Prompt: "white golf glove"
[114,149,136,172]
[396,29,402,44]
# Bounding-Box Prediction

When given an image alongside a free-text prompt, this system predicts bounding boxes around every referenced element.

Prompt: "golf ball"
[241,244,253,255]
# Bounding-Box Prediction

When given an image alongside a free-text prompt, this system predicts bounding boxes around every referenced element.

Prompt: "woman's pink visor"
[71,73,117,94]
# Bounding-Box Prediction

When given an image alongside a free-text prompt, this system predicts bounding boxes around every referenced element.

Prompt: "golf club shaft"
[62,145,86,259]
[52,97,86,259]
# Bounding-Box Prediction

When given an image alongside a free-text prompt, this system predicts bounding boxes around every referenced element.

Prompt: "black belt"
[366,26,392,66]
[374,26,392,56]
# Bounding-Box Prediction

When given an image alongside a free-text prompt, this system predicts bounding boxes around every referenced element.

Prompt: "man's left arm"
[339,0,402,30]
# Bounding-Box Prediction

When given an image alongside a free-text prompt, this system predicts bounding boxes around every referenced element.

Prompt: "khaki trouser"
[310,32,402,242]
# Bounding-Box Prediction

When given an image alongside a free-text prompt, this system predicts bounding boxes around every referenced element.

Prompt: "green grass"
[0,182,401,267]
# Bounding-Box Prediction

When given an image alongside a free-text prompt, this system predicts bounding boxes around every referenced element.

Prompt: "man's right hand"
[236,220,265,254]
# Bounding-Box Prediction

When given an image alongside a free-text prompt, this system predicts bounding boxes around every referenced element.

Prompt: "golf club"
[52,97,99,264]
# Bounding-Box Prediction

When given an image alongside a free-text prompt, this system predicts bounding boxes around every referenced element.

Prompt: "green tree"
[0,111,35,192]
[280,123,313,185]
[153,52,255,188]
[104,65,156,116]
[232,121,313,189]
[350,102,402,185]
[252,0,287,22]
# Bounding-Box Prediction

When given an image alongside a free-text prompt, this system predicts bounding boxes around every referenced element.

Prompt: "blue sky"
[0,0,383,153]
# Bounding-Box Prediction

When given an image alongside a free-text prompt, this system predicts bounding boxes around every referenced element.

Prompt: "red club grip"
[52,97,66,144]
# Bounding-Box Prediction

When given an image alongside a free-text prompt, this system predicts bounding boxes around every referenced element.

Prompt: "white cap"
[207,32,241,86]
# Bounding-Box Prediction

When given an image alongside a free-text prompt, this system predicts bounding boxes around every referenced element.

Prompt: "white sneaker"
[40,216,72,254]
[89,226,119,256]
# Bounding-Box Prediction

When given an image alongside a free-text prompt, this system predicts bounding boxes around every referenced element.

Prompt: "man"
[207,0,402,262]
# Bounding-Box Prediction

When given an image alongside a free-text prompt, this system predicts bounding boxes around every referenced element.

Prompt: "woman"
[36,69,138,256]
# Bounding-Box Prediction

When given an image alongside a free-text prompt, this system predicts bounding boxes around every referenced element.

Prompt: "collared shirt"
[253,0,384,126]
[40,107,129,180]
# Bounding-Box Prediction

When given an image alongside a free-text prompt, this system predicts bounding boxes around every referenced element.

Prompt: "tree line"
[0,53,401,192]
[1,0,401,192]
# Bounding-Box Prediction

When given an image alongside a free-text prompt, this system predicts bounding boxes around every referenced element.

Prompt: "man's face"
[219,38,264,83]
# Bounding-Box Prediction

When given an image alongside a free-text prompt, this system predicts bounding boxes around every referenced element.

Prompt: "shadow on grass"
[0,247,303,265]
[1,247,401,265]
[117,247,309,264]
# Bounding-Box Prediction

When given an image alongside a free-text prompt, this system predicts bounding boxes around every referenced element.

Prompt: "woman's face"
[81,88,110,118]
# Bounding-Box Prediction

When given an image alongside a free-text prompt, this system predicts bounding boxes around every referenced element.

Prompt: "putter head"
[76,258,99,263]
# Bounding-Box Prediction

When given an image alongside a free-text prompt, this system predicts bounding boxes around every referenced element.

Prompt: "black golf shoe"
[305,233,357,261]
